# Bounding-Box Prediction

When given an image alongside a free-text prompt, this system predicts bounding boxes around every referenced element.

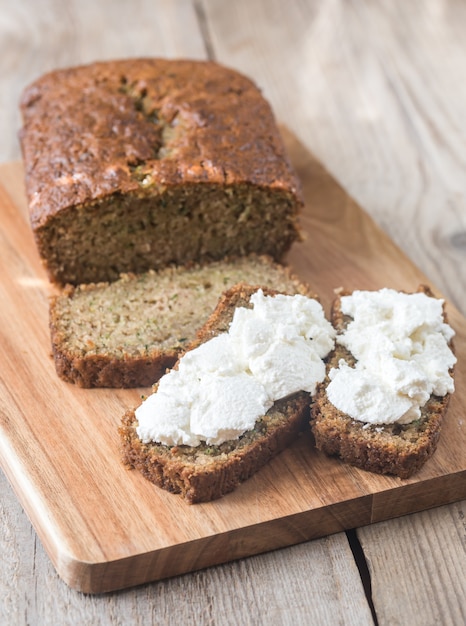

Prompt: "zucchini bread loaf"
[120,283,336,503]
[20,58,303,286]
[49,256,312,388]
[311,286,456,478]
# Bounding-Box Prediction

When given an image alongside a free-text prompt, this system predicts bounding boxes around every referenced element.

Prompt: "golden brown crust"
[20,59,303,285]
[20,59,301,226]
[310,285,455,479]
[119,283,314,502]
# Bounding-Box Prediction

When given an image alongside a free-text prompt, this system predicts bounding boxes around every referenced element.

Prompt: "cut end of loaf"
[37,184,301,286]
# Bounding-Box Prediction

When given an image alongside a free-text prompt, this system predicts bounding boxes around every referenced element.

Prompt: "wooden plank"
[357,504,466,626]
[0,129,465,593]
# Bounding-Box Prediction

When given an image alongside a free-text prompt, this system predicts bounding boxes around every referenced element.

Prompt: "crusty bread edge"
[120,391,310,504]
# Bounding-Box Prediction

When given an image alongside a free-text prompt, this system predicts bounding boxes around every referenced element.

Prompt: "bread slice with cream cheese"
[310,286,456,478]
[120,283,329,503]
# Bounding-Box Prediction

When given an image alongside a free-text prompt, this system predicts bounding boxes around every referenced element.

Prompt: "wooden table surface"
[0,1,465,624]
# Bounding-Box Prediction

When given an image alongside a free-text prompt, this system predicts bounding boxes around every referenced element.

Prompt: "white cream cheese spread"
[136,289,336,446]
[326,288,456,425]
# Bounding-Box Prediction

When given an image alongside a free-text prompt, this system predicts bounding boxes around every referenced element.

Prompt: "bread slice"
[119,283,315,503]
[310,286,455,478]
[49,255,311,388]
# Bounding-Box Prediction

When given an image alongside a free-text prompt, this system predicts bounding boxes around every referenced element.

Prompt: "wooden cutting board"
[0,131,465,594]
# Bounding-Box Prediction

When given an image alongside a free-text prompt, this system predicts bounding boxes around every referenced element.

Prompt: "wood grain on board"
[0,132,465,594]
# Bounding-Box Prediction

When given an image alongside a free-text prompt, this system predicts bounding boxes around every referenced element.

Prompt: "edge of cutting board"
[0,130,465,593]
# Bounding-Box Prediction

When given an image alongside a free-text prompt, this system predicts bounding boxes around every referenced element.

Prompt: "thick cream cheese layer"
[326,288,456,425]
[136,289,336,446]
